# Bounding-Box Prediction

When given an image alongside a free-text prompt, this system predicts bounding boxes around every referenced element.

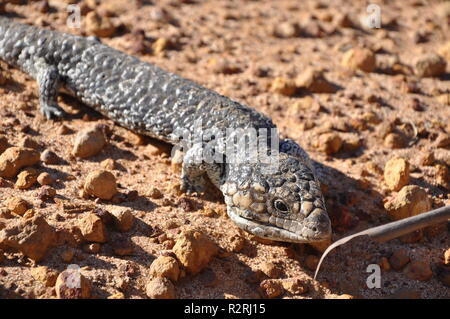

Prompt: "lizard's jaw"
[227,206,332,243]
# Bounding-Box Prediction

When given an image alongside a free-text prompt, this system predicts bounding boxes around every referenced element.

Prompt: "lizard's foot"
[180,143,224,195]
[41,104,67,120]
[180,175,206,195]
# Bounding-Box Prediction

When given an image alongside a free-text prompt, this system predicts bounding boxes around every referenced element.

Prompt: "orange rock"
[149,256,180,282]
[404,260,433,281]
[0,214,55,261]
[146,277,175,299]
[15,169,38,189]
[111,208,135,232]
[259,261,283,279]
[389,249,410,270]
[0,147,40,178]
[270,77,297,96]
[172,230,219,274]
[341,48,376,72]
[315,133,343,155]
[37,172,54,186]
[83,170,117,200]
[384,185,431,220]
[31,266,59,287]
[0,135,9,155]
[435,164,450,189]
[280,278,308,295]
[55,267,91,299]
[4,197,29,215]
[444,249,450,265]
[84,11,117,38]
[414,53,447,77]
[259,279,283,298]
[72,125,107,158]
[295,68,337,93]
[384,157,410,191]
[78,213,107,243]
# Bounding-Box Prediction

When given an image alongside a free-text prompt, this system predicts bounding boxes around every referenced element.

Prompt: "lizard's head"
[222,153,331,243]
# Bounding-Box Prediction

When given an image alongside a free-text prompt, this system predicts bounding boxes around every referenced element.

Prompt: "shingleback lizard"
[0,17,332,243]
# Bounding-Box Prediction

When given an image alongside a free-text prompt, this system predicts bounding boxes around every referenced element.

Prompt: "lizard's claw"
[180,178,205,195]
[41,104,67,120]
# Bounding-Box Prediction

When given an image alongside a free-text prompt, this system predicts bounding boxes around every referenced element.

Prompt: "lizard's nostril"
[312,227,318,232]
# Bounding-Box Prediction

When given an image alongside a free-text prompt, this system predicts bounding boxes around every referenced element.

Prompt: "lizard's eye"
[274,199,289,213]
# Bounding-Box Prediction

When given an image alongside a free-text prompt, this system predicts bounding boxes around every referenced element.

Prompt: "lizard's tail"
[314,205,450,279]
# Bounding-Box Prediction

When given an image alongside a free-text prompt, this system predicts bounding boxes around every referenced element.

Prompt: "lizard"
[0,17,332,244]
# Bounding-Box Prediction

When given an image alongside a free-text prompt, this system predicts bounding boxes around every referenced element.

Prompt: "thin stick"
[314,205,450,280]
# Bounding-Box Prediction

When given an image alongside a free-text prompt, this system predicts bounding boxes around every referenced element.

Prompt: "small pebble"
[30,266,58,287]
[37,186,57,201]
[384,157,410,192]
[100,158,116,170]
[15,169,38,189]
[111,208,135,232]
[83,243,101,254]
[414,53,447,77]
[172,230,219,274]
[435,133,450,149]
[78,213,107,243]
[384,185,431,220]
[145,277,175,299]
[37,172,54,186]
[379,257,391,271]
[258,261,283,279]
[0,135,9,155]
[55,268,91,299]
[85,11,117,37]
[389,249,410,270]
[384,132,407,149]
[270,77,297,96]
[435,164,450,189]
[4,197,29,215]
[84,170,118,200]
[259,279,283,299]
[41,150,60,165]
[295,68,337,93]
[149,256,180,282]
[280,278,308,295]
[341,48,376,72]
[404,260,433,281]
[420,152,435,166]
[444,249,450,265]
[315,133,343,155]
[0,147,40,178]
[148,187,163,199]
[18,136,41,150]
[72,125,107,159]
[272,21,302,38]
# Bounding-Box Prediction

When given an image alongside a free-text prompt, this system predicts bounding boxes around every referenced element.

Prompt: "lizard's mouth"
[227,207,331,243]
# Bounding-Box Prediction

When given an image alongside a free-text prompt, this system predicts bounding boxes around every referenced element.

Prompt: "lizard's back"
[0,17,275,143]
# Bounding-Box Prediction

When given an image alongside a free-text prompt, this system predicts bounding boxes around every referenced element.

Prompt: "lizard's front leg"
[180,143,224,194]
[35,59,66,119]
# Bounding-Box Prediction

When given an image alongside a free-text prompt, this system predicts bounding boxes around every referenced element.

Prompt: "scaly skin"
[0,17,331,243]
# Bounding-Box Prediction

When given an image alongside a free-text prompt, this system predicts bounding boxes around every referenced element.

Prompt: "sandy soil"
[0,0,449,299]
